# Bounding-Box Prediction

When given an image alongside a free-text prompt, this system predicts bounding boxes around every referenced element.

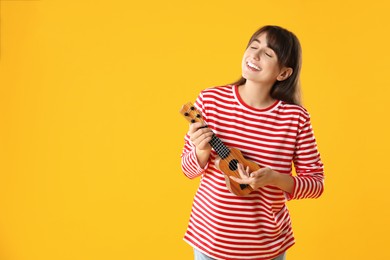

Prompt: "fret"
[209,134,230,159]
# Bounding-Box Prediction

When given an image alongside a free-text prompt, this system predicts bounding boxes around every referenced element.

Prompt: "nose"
[252,51,260,61]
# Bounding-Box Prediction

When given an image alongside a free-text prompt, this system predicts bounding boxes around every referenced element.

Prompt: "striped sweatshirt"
[181,85,324,260]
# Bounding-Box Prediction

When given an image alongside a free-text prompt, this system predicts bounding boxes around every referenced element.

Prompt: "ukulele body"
[215,148,258,196]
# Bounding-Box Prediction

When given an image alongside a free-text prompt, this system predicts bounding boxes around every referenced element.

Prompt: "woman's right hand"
[188,122,213,167]
[188,122,213,150]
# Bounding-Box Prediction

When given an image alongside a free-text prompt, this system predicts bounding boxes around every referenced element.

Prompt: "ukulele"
[180,102,260,196]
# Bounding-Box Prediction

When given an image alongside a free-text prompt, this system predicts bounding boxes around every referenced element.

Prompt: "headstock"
[179,102,205,124]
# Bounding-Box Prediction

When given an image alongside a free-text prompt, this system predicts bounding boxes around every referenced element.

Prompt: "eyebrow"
[251,39,274,51]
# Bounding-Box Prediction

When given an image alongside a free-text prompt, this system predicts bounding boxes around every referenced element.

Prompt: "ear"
[276,67,293,81]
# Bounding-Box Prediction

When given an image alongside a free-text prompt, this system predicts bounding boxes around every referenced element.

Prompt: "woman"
[181,25,324,260]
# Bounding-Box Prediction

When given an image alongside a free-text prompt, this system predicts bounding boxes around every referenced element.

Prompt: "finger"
[254,167,269,178]
[197,135,212,149]
[188,122,204,134]
[248,167,264,178]
[237,163,250,179]
[192,131,213,146]
[246,166,251,177]
[242,164,252,177]
[192,125,212,138]
[230,175,251,184]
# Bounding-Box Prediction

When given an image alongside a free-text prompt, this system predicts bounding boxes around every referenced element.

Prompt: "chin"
[241,72,256,82]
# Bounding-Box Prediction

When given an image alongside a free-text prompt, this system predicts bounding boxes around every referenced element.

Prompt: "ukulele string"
[211,139,248,180]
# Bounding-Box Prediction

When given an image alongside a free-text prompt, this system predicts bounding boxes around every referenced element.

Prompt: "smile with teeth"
[247,61,261,71]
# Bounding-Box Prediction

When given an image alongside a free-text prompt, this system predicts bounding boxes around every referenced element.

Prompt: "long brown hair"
[231,25,302,105]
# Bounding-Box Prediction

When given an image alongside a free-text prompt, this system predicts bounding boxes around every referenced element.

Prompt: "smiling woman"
[180,25,324,260]
[233,25,302,106]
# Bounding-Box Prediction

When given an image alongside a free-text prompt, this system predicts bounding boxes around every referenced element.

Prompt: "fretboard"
[209,134,230,159]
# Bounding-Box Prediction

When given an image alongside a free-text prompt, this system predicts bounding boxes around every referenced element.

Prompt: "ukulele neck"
[179,102,231,160]
[209,134,230,159]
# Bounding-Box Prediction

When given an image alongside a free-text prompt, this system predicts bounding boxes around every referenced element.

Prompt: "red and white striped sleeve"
[180,92,209,179]
[288,111,325,200]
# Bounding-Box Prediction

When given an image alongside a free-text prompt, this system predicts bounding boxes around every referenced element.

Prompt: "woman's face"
[241,33,284,86]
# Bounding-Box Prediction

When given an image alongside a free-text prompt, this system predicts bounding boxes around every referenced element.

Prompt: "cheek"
[265,60,279,70]
[241,56,247,69]
[241,52,251,65]
[241,54,247,63]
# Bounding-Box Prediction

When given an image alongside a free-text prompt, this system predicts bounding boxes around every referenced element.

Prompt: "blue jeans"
[194,248,286,260]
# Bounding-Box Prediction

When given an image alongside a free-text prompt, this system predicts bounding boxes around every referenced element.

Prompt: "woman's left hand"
[230,163,278,190]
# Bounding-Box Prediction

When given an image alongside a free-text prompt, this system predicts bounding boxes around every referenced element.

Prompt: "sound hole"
[228,159,239,171]
[240,184,249,190]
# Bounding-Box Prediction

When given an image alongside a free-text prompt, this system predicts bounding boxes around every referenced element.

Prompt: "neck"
[238,81,275,109]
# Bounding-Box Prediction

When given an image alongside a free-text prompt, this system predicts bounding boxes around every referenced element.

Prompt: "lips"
[246,61,261,71]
